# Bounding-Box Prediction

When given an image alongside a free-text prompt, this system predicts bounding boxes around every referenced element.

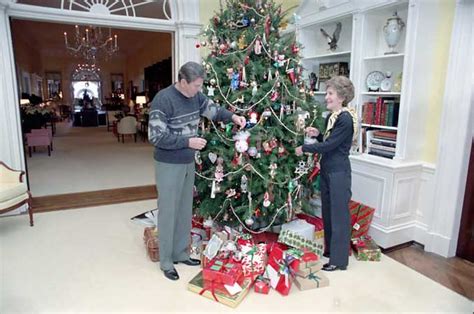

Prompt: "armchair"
[117,116,138,143]
[0,162,33,226]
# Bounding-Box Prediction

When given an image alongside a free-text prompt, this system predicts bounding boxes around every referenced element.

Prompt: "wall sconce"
[135,95,147,108]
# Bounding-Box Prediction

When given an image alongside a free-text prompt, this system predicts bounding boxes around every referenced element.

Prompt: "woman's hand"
[305,127,320,137]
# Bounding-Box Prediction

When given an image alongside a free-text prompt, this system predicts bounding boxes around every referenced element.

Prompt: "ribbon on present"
[307,272,322,287]
[199,280,218,302]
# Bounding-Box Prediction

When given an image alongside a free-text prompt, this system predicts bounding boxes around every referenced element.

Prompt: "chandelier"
[63,25,119,62]
[72,63,101,81]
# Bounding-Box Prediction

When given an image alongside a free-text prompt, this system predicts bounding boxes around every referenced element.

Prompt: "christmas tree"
[194,0,324,232]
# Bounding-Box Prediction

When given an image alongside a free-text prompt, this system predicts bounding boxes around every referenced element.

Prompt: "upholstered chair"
[117,115,138,143]
[0,162,33,226]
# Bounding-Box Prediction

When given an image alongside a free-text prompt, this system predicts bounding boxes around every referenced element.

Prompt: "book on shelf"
[362,98,399,127]
[368,143,396,153]
[370,139,396,148]
[368,148,395,159]
[373,130,397,141]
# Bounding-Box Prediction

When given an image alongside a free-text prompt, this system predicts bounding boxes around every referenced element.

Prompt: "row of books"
[367,130,397,159]
[362,98,399,127]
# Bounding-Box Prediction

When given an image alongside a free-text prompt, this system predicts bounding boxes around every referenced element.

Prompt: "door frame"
[0,0,202,173]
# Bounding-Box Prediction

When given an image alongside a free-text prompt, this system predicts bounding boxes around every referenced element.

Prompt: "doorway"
[10,18,172,199]
[456,139,474,262]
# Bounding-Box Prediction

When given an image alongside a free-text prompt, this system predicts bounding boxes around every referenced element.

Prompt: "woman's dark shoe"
[175,258,201,266]
[163,268,180,280]
[322,263,347,271]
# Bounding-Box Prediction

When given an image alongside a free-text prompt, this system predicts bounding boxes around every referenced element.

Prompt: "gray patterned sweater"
[148,84,234,164]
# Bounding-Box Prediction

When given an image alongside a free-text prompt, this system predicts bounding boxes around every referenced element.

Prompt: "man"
[148,61,246,281]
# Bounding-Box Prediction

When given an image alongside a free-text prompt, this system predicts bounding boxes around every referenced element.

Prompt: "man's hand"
[189,137,207,150]
[305,127,320,137]
[295,146,304,156]
[232,114,247,129]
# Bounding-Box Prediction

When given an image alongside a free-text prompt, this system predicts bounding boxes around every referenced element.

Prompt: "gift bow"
[307,272,322,287]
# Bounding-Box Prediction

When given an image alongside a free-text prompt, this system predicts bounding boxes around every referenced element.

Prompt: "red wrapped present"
[254,276,270,294]
[267,244,299,273]
[251,231,279,245]
[236,233,254,247]
[203,259,243,286]
[349,200,375,238]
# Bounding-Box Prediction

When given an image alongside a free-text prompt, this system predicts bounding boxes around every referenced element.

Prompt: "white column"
[425,0,474,257]
[172,0,202,71]
[0,1,26,171]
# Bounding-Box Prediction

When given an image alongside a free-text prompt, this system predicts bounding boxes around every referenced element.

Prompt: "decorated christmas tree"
[194,0,324,232]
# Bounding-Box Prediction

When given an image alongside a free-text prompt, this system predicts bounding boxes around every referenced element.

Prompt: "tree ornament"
[291,43,299,54]
[269,163,278,179]
[207,85,215,96]
[230,41,237,49]
[270,90,279,101]
[211,35,219,48]
[195,43,201,48]
[227,68,234,79]
[238,34,247,50]
[245,217,254,226]
[254,36,262,55]
[248,111,258,126]
[195,151,203,171]
[231,72,240,90]
[233,130,250,153]
[286,68,296,85]
[208,152,217,164]
[265,15,271,37]
[248,146,258,157]
[241,175,248,193]
[263,191,271,207]
[251,81,258,96]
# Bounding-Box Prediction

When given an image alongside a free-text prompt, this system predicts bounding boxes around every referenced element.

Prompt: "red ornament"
[291,43,300,54]
[195,43,201,48]
[286,68,296,85]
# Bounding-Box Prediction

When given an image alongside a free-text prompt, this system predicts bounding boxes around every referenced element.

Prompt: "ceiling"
[10,18,171,59]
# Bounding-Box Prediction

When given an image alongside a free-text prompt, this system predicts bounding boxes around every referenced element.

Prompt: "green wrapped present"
[351,236,381,261]
[278,229,324,257]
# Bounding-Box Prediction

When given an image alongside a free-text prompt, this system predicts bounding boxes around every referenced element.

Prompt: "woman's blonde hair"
[326,76,354,107]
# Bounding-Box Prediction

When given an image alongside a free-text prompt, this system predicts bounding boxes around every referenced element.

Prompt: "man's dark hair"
[178,61,206,83]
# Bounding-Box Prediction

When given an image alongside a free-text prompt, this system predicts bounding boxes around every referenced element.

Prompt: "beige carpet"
[1,200,472,313]
[26,122,155,197]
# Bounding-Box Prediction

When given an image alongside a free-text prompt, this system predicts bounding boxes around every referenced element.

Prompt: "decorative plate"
[366,71,385,91]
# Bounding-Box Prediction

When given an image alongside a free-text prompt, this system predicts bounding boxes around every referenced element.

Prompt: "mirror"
[45,72,62,99]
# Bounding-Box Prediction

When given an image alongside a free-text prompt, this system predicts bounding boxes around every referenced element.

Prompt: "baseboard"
[369,221,417,249]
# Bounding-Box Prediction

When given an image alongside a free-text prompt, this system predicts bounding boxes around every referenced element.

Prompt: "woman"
[295,76,358,271]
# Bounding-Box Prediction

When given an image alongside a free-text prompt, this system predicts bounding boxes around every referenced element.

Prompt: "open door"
[456,139,474,262]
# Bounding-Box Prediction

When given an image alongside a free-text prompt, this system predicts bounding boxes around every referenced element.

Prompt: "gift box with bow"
[351,236,381,261]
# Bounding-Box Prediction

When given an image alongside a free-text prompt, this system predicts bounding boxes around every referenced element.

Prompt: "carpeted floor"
[26,122,155,197]
[1,200,472,313]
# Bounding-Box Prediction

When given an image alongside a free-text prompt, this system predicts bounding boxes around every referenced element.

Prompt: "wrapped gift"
[349,200,375,238]
[296,261,323,277]
[281,219,315,241]
[240,243,267,278]
[203,259,243,285]
[236,233,254,247]
[299,250,319,268]
[267,244,300,273]
[188,271,252,308]
[294,272,329,290]
[254,276,270,294]
[264,263,292,296]
[251,231,279,245]
[143,227,159,262]
[296,213,324,239]
[278,229,324,257]
[352,236,381,261]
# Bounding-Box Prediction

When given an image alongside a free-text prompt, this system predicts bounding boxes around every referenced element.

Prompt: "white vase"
[383,12,405,55]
